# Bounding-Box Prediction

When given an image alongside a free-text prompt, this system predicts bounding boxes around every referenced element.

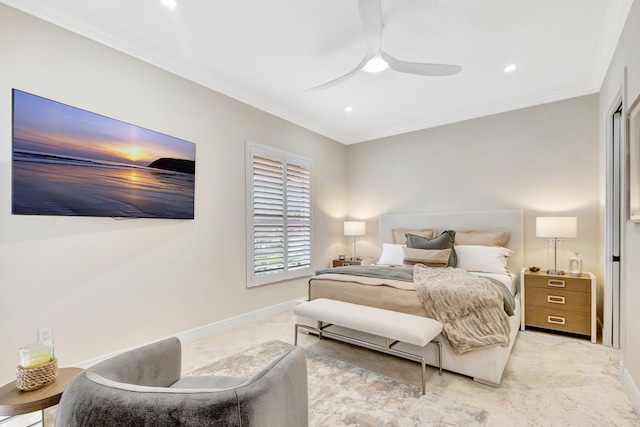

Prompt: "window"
[246,141,312,287]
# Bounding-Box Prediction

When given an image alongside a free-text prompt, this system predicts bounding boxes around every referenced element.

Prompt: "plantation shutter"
[252,155,285,276]
[286,163,311,271]
[247,142,312,287]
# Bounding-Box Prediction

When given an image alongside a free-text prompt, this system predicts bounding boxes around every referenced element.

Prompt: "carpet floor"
[188,340,487,426]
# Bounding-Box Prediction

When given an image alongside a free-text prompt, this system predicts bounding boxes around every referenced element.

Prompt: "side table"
[332,258,363,267]
[0,367,83,425]
[520,268,596,343]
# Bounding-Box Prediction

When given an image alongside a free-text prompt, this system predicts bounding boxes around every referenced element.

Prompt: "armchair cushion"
[89,337,181,387]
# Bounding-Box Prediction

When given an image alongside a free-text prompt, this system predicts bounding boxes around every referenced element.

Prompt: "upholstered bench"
[294,298,443,394]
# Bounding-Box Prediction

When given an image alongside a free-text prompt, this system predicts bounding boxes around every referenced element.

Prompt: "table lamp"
[344,221,365,261]
[536,216,577,275]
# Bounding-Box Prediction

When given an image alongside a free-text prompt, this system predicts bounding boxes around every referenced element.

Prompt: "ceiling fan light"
[364,56,389,73]
[161,0,177,9]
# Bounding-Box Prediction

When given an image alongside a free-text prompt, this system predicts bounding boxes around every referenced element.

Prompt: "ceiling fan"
[307,0,462,91]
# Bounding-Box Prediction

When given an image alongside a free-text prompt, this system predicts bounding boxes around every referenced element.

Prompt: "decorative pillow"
[455,245,513,274]
[402,247,451,267]
[376,243,405,266]
[455,230,510,247]
[391,228,436,244]
[405,230,456,267]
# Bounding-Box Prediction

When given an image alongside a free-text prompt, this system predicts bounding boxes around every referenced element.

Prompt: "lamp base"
[546,269,566,275]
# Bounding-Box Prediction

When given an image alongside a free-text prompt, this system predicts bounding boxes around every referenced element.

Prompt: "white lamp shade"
[344,221,366,236]
[536,216,577,238]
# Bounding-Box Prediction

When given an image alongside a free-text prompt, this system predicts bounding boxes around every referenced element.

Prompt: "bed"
[298,209,523,386]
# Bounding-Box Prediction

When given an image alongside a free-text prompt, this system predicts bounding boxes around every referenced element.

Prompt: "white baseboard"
[74,299,300,370]
[177,299,299,343]
[622,365,640,417]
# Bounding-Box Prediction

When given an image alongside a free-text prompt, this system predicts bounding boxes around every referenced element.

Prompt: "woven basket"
[16,358,58,391]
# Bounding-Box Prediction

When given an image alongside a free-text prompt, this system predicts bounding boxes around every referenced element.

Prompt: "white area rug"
[188,340,488,426]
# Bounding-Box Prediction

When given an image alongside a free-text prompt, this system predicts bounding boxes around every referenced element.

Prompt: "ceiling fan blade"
[358,0,382,56]
[381,50,462,76]
[305,52,375,91]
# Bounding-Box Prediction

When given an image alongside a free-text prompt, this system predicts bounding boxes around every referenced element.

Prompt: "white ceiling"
[2,0,633,144]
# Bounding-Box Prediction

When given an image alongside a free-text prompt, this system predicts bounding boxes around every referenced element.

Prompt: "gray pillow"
[405,230,457,267]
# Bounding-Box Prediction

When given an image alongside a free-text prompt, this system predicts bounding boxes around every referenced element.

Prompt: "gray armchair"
[55,337,308,427]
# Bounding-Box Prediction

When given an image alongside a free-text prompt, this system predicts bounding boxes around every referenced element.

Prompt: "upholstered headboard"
[378,209,524,273]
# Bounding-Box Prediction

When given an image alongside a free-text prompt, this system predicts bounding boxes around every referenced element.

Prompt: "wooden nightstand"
[520,269,596,343]
[332,259,362,267]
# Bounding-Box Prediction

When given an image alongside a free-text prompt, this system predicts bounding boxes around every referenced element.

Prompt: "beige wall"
[346,95,600,281]
[0,5,347,383]
[599,0,640,411]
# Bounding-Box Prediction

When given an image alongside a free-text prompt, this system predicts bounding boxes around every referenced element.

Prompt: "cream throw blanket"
[413,264,510,354]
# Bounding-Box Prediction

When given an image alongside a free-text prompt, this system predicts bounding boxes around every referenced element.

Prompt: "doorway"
[604,100,623,348]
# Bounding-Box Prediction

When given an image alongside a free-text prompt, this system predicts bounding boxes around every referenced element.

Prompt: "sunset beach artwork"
[12,90,196,219]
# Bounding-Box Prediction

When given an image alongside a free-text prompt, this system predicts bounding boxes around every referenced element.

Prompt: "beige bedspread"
[413,264,510,354]
[310,273,415,290]
[308,274,427,317]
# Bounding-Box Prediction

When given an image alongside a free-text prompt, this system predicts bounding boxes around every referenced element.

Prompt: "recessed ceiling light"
[344,106,353,113]
[161,0,177,9]
[364,56,389,73]
[504,64,517,73]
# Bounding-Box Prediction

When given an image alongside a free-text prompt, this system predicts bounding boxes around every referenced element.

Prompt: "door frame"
[604,89,624,349]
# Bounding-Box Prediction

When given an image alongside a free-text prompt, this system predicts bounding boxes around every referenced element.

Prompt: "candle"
[20,343,52,368]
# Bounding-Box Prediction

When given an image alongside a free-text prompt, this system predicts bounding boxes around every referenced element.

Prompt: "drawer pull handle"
[547,295,565,304]
[548,279,565,288]
[547,315,566,325]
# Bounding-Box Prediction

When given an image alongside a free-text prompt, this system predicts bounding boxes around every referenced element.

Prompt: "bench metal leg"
[295,322,440,395]
[420,357,426,394]
[436,340,443,376]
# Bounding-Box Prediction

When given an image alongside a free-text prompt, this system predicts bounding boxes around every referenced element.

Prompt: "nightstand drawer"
[525,274,590,293]
[332,259,361,267]
[525,305,590,335]
[525,287,590,313]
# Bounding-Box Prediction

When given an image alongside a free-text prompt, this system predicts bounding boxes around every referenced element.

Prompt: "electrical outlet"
[38,326,52,343]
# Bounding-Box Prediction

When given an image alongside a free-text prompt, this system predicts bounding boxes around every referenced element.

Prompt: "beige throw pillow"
[454,230,510,247]
[402,247,451,268]
[392,228,436,244]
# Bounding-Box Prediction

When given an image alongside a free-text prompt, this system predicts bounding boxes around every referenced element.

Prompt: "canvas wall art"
[12,89,196,219]
[628,92,640,222]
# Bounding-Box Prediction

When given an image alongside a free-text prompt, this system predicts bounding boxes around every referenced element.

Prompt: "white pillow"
[455,245,513,274]
[377,243,405,266]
